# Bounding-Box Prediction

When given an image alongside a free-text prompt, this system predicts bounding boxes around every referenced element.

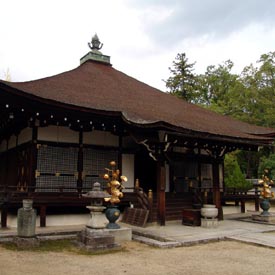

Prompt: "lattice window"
[37,146,78,174]
[82,148,118,191]
[36,145,78,192]
[201,163,213,188]
[36,175,77,192]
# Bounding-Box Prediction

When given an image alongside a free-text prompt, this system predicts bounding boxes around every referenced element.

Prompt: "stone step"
[132,234,181,248]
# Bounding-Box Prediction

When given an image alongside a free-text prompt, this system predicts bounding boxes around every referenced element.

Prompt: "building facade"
[1,35,275,227]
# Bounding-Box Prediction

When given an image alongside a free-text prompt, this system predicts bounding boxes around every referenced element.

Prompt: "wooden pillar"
[29,126,38,191]
[148,189,153,223]
[255,197,260,212]
[212,160,223,220]
[77,130,83,193]
[1,139,9,228]
[157,161,166,226]
[40,205,47,227]
[240,199,245,213]
[118,135,123,172]
[198,149,202,189]
[4,139,9,193]
[1,208,8,228]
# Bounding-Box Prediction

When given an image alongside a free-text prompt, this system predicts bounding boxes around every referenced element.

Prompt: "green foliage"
[166,51,275,127]
[196,60,240,109]
[224,154,252,190]
[165,53,197,102]
[166,51,275,180]
[235,150,263,178]
[1,239,124,255]
[258,153,275,180]
[2,239,73,252]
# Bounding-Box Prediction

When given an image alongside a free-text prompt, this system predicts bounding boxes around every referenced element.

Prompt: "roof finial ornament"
[81,33,110,65]
[88,34,103,52]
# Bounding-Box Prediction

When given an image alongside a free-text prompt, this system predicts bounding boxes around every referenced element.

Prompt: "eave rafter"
[0,89,127,140]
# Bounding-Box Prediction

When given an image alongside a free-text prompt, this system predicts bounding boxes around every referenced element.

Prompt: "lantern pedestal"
[86,206,108,229]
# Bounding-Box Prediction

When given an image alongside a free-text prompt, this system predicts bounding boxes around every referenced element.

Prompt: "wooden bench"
[182,209,201,226]
[222,189,260,213]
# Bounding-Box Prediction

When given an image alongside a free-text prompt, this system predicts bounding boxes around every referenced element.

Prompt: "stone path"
[128,214,275,248]
[1,212,275,249]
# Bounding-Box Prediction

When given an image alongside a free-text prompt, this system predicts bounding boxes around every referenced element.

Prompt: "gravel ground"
[1,240,275,275]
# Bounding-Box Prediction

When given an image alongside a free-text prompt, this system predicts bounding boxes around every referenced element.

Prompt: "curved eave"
[1,58,275,147]
[121,116,275,147]
[0,81,122,118]
[1,80,275,147]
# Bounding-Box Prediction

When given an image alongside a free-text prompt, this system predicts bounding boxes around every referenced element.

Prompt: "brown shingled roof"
[1,60,275,144]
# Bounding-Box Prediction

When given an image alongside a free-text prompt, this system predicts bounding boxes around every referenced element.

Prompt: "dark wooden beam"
[77,130,83,193]
[118,135,123,173]
[40,205,47,227]
[157,161,166,226]
[212,160,223,220]
[0,209,8,228]
[29,126,38,190]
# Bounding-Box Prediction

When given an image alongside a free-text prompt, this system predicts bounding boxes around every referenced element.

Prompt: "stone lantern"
[78,182,118,251]
[82,182,111,229]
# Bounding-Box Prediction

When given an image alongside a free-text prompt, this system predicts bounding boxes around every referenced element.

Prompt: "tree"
[165,53,197,102]
[224,153,252,190]
[196,60,245,115]
[236,52,275,127]
[258,153,275,180]
[165,51,275,178]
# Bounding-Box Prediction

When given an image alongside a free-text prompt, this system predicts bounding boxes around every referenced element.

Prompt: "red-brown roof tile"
[1,60,275,143]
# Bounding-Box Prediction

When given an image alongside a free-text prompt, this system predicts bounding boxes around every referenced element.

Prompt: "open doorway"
[135,147,157,192]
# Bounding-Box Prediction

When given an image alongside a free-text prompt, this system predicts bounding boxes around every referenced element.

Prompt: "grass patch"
[1,239,126,256]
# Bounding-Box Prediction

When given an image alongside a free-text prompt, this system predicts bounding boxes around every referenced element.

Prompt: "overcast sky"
[1,0,275,91]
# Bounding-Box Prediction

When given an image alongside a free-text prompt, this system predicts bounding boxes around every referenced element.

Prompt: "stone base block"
[106,227,132,243]
[81,226,132,243]
[78,228,118,251]
[14,236,40,249]
[201,218,218,228]
[77,226,132,252]
[252,213,275,223]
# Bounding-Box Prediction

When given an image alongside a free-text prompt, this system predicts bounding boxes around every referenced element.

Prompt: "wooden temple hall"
[1,34,275,227]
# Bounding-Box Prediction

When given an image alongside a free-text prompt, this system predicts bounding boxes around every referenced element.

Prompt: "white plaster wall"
[38,126,79,143]
[0,140,7,152]
[8,135,17,149]
[122,154,134,192]
[18,127,32,145]
[84,130,119,146]
[4,212,89,228]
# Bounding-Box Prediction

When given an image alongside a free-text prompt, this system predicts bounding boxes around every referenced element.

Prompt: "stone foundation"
[252,213,275,223]
[201,218,218,228]
[77,226,132,251]
[14,236,40,249]
[78,228,118,251]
